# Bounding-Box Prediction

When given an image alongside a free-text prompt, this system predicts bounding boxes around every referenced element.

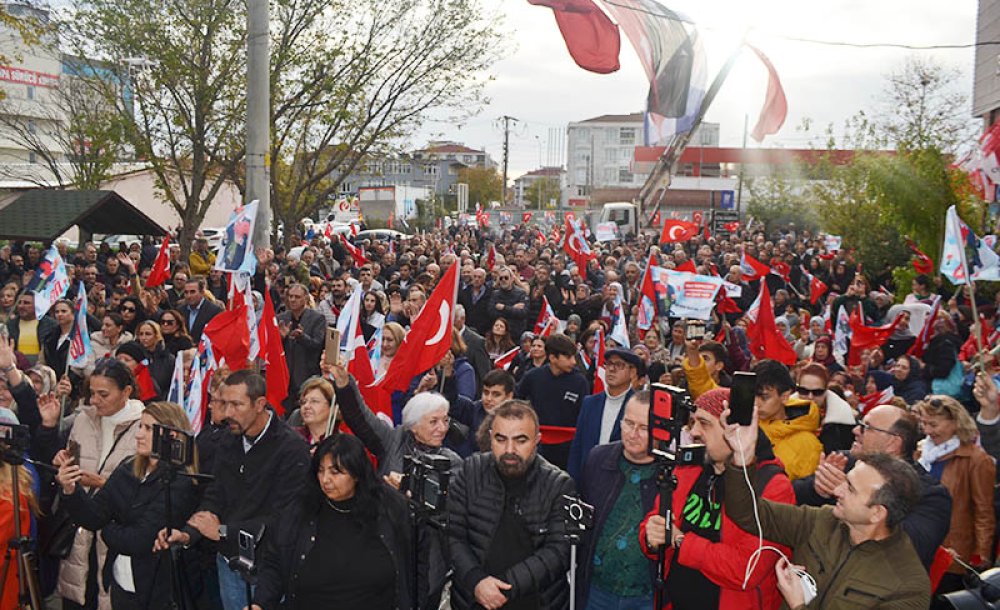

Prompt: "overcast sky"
[414,0,980,179]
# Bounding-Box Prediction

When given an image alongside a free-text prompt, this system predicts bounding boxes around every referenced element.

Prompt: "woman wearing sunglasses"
[792,363,857,453]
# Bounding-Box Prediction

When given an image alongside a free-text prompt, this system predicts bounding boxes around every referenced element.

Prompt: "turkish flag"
[847,306,902,366]
[651,211,661,227]
[563,216,594,272]
[748,44,788,142]
[807,274,828,305]
[485,244,497,271]
[675,260,697,274]
[527,0,620,75]
[770,260,791,282]
[204,304,250,371]
[715,286,742,314]
[745,280,797,365]
[134,362,159,402]
[340,235,367,267]
[522,212,533,224]
[145,236,171,288]
[494,346,520,370]
[906,240,934,275]
[723,221,740,232]
[740,252,771,282]
[592,327,606,395]
[660,219,699,243]
[376,263,459,392]
[258,288,289,415]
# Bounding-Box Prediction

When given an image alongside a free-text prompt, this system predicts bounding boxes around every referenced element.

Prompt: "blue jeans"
[216,554,255,610]
[585,584,654,610]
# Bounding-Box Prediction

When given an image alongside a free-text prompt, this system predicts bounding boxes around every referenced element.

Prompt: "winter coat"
[936,442,996,572]
[924,332,961,380]
[892,361,929,404]
[638,441,796,610]
[487,286,530,337]
[61,457,198,609]
[758,399,822,480]
[57,400,143,609]
[725,461,930,608]
[447,452,575,610]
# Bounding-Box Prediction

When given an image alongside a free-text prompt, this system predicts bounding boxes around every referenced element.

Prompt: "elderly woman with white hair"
[324,360,460,608]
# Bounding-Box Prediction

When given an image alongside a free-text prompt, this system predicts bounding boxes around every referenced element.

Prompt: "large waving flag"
[68,282,92,369]
[228,273,260,361]
[908,296,942,358]
[847,306,903,366]
[203,302,250,371]
[601,0,707,146]
[745,280,796,365]
[376,262,459,392]
[747,44,788,142]
[259,288,289,415]
[337,285,390,422]
[30,244,70,320]
[527,0,621,74]
[592,327,606,395]
[740,251,771,283]
[563,216,596,273]
[941,205,1000,284]
[145,235,171,288]
[660,219,699,244]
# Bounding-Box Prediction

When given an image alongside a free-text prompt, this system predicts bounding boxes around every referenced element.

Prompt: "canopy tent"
[0,190,167,244]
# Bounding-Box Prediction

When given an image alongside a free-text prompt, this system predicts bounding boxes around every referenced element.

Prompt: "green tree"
[745,166,819,232]
[458,166,503,208]
[524,177,560,210]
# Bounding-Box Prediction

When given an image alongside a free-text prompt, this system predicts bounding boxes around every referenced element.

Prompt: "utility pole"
[247,0,271,248]
[499,115,517,204]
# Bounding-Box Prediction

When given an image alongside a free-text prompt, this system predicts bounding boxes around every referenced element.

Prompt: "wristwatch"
[218,525,228,541]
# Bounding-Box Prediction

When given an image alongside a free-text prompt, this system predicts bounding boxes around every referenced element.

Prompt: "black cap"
[604,348,646,378]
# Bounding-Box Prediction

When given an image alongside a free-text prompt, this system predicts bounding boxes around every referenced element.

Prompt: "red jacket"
[638,459,795,610]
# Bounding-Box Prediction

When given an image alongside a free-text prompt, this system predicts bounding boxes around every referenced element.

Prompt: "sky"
[413,0,980,179]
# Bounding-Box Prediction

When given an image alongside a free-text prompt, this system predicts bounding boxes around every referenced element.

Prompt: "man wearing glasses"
[793,404,952,568]
[488,266,530,337]
[566,348,642,480]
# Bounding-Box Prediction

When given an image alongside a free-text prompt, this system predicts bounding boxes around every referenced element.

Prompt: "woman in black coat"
[55,401,199,610]
[251,434,413,610]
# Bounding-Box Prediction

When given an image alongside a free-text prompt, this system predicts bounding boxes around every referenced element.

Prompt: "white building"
[512,166,565,208]
[565,112,719,197]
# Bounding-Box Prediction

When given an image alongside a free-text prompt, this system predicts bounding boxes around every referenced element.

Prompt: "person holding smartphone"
[56,402,199,609]
[682,335,728,401]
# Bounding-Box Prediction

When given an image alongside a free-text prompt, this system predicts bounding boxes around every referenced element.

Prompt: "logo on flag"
[68,281,92,369]
[30,245,71,320]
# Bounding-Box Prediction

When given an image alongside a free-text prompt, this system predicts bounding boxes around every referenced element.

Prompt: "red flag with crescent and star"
[660,219,699,243]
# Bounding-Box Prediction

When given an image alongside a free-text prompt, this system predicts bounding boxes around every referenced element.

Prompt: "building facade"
[974,0,1000,126]
[338,141,497,198]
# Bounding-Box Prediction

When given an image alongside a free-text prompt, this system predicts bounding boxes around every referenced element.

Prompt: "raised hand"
[720,402,759,467]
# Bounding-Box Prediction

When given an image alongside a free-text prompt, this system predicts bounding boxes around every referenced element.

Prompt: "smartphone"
[729,371,756,427]
[325,328,341,366]
[686,322,706,341]
[67,440,81,465]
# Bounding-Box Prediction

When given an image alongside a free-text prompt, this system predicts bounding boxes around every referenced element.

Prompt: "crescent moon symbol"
[569,233,584,253]
[425,302,450,346]
[668,225,685,241]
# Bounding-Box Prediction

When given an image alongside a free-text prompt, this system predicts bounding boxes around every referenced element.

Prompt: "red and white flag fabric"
[563,216,595,273]
[228,273,260,361]
[592,327,606,395]
[636,254,658,339]
[859,386,895,416]
[527,0,621,74]
[847,306,903,366]
[522,212,533,224]
[747,44,788,142]
[203,301,250,371]
[68,281,92,369]
[485,244,497,271]
[723,221,740,232]
[715,286,742,315]
[770,260,791,283]
[906,240,934,275]
[745,280,797,365]
[145,235,171,288]
[908,296,942,358]
[376,262,459,392]
[337,285,391,422]
[800,266,828,305]
[660,219,699,243]
[340,234,367,268]
[134,361,159,402]
[675,259,697,274]
[740,252,771,282]
[323,223,334,238]
[494,346,520,371]
[533,296,560,337]
[259,288,289,415]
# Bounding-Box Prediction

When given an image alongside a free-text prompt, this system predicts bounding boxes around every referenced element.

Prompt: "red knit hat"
[695,387,731,419]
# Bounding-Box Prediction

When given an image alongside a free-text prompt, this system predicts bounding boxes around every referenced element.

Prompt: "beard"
[496,452,533,478]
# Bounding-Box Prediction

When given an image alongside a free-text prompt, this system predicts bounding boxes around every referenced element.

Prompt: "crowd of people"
[0,216,996,610]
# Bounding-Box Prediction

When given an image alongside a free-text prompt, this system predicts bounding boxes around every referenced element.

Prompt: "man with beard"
[448,400,575,610]
[155,370,310,610]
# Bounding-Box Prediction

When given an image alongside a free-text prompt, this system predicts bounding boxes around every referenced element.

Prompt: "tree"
[457,166,503,208]
[0,65,128,189]
[875,57,977,154]
[269,0,504,245]
[65,0,249,255]
[524,177,560,210]
[745,166,819,232]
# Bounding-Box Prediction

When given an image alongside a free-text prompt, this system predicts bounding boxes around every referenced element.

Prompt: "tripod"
[158,464,215,610]
[559,495,594,610]
[652,458,678,610]
[0,452,40,610]
[407,502,448,610]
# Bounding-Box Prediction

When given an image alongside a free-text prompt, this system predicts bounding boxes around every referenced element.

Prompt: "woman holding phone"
[56,401,198,609]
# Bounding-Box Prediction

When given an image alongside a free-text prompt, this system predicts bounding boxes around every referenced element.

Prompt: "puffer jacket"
[487,285,530,337]
[253,487,413,610]
[447,452,576,610]
[638,435,795,610]
[758,399,821,480]
[937,442,996,572]
[57,399,143,609]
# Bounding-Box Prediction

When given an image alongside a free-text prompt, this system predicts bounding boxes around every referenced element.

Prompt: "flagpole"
[59,356,70,433]
[325,396,339,439]
[953,210,987,357]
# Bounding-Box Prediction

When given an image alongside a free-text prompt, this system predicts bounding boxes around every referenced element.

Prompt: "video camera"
[561,495,594,535]
[401,453,451,520]
[0,423,29,465]
[648,384,705,466]
[150,424,195,469]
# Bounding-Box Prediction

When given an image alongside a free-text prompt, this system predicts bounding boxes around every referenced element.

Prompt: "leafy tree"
[457,166,503,208]
[745,166,819,232]
[524,177,560,210]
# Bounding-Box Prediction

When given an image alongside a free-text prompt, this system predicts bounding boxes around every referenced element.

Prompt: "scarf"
[918,435,960,472]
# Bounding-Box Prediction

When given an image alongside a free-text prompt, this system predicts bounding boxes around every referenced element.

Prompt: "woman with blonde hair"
[56,401,198,609]
[0,410,38,610]
[377,322,406,379]
[293,377,340,448]
[915,395,995,597]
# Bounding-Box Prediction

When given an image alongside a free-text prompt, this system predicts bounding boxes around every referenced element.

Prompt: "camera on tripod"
[648,383,704,464]
[0,423,30,464]
[561,495,594,534]
[400,453,451,519]
[150,424,195,469]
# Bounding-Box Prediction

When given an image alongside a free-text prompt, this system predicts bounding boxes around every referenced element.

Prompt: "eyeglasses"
[795,386,826,397]
[499,276,512,281]
[856,420,900,437]
[620,418,649,434]
[161,319,176,326]
[605,360,631,372]
[121,306,136,313]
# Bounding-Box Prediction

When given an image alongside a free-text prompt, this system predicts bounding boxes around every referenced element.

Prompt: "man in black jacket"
[178,278,223,343]
[448,400,575,610]
[459,267,492,336]
[155,370,310,610]
[488,266,530,337]
[793,404,952,568]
